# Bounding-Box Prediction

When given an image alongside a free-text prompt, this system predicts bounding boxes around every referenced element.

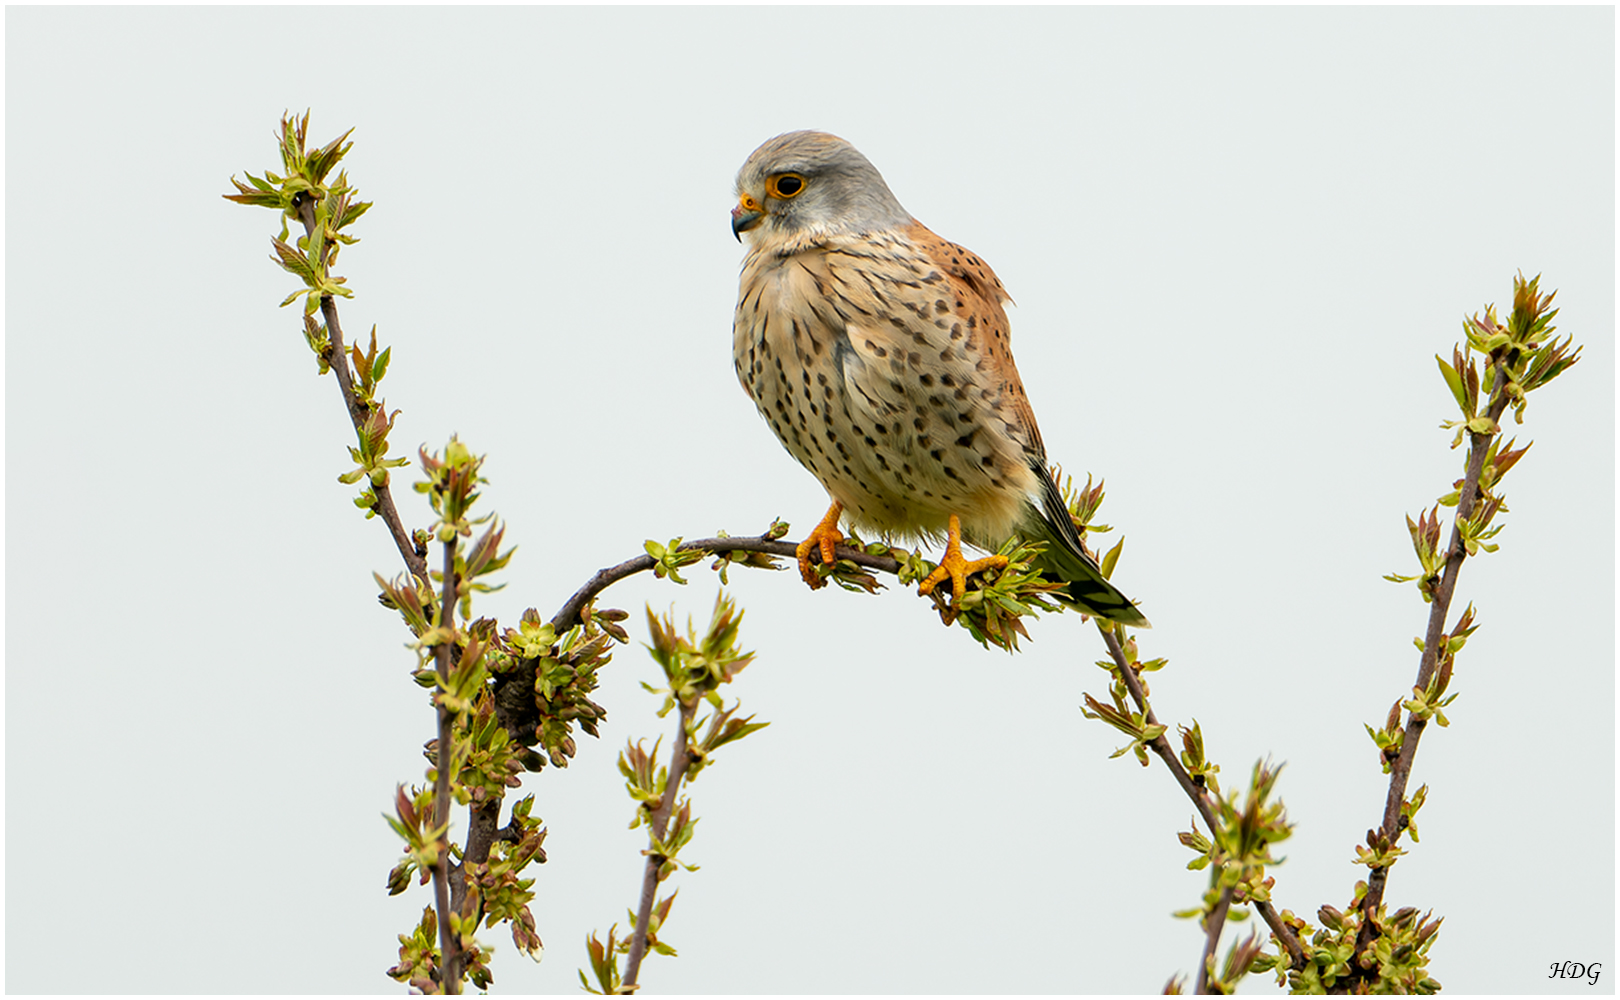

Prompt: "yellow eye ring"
[766,172,807,200]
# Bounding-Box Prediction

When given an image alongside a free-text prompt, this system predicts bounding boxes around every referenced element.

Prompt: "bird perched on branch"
[730,130,1149,629]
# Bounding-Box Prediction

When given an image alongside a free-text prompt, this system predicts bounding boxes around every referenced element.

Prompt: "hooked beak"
[731,193,765,241]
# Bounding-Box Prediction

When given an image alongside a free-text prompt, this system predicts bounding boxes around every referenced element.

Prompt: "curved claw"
[918,514,1008,603]
[794,501,845,590]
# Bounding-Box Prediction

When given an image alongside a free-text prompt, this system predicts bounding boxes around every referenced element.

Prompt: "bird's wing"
[903,222,1047,462]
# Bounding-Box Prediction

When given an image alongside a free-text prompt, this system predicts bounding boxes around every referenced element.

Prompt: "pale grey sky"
[6,7,1613,994]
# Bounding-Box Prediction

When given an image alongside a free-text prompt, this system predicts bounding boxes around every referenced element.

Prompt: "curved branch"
[549,534,900,632]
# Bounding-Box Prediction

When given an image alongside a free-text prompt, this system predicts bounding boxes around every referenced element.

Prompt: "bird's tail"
[1024,471,1152,629]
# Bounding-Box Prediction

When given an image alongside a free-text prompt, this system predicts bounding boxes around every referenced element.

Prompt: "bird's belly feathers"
[733,245,1038,545]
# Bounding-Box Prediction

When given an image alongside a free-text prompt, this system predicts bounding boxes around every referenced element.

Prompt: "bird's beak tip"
[731,199,764,241]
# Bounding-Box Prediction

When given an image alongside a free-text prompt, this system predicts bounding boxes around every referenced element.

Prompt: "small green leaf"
[1100,538,1124,580]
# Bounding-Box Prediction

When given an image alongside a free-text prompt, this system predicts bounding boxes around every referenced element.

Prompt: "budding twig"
[294,192,460,990]
[621,696,699,989]
[1096,626,1219,832]
[1195,886,1236,994]
[1358,368,1511,951]
[433,537,462,993]
[549,535,900,632]
[1094,624,1306,983]
[293,196,427,583]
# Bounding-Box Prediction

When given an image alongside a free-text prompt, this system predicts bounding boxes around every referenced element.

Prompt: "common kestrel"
[731,131,1149,629]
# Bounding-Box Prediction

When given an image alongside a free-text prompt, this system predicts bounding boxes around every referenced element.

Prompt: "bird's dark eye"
[767,173,806,199]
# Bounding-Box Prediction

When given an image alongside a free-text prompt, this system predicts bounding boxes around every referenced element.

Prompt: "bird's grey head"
[731,131,913,246]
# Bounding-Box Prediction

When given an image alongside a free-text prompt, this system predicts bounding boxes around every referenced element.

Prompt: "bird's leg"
[918,514,1009,604]
[795,500,845,589]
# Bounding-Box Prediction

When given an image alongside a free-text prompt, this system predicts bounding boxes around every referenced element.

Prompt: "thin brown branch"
[622,697,699,989]
[433,538,462,993]
[454,799,502,913]
[549,534,900,633]
[1095,625,1308,972]
[296,192,459,988]
[1097,625,1218,833]
[1256,900,1306,970]
[1195,886,1235,994]
[1358,369,1512,946]
[294,195,428,584]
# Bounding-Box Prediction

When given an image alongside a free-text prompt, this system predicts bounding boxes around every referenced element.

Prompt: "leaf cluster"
[225,112,369,315]
[1390,274,1579,595]
[1082,628,1169,766]
[586,594,768,992]
[1260,892,1443,993]
[1174,763,1294,993]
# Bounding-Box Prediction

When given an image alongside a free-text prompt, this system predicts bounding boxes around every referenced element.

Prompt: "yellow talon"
[918,514,1009,604]
[795,501,845,589]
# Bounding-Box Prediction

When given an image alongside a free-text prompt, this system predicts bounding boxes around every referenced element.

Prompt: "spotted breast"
[734,222,1042,548]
